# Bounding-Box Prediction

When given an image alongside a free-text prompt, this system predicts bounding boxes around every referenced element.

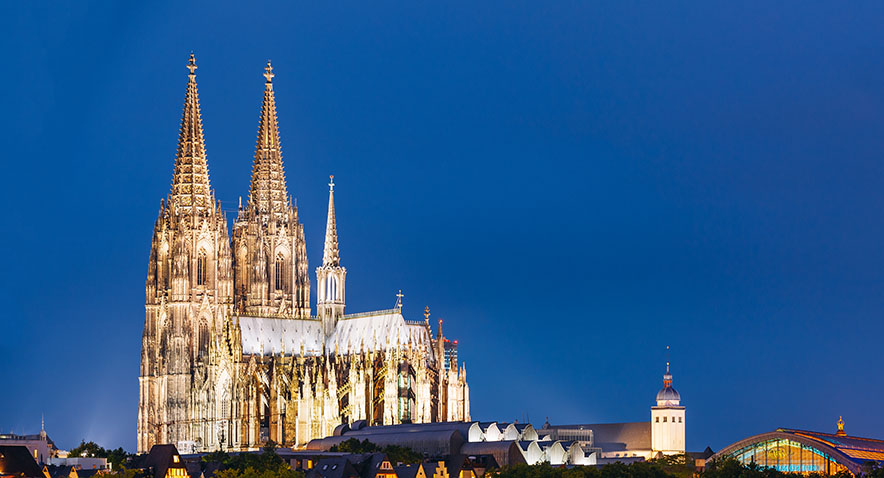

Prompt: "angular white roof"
[238,310,434,361]
[239,316,323,356]
[329,310,433,357]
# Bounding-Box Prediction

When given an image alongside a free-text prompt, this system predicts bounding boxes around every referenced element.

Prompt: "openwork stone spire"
[170,53,213,214]
[323,175,340,266]
[248,60,288,219]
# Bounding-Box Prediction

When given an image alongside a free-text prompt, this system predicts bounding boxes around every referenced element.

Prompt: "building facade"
[711,419,884,475]
[137,56,469,454]
[540,359,686,461]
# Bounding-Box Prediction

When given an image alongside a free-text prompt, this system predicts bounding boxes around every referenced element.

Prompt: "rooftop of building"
[713,425,884,475]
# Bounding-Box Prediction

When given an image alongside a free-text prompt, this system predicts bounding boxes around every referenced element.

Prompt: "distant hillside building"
[138,55,469,454]
[0,419,57,464]
[0,445,45,478]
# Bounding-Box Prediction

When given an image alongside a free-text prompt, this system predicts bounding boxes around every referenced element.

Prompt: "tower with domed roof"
[650,352,686,455]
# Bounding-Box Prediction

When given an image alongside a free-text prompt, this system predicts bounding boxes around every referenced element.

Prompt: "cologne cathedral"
[137,55,470,454]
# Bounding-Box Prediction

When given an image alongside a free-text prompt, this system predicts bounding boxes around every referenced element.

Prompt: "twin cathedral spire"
[140,55,471,454]
[155,54,344,320]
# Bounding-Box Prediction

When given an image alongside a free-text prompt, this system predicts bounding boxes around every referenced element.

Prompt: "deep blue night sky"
[3,1,884,454]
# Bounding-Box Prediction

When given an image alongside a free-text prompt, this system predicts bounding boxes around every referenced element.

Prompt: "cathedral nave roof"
[239,316,323,356]
[238,310,434,359]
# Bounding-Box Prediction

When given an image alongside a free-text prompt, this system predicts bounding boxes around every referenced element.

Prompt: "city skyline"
[4,1,884,455]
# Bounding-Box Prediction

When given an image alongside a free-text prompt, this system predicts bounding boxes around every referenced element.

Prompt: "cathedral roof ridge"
[341,308,400,319]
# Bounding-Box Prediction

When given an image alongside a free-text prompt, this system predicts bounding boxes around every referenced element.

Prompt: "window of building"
[672,416,676,422]
[679,417,682,423]
[275,254,286,291]
[663,417,667,422]
[197,249,207,286]
[727,437,849,475]
[656,417,659,423]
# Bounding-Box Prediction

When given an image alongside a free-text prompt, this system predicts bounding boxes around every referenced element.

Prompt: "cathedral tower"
[232,61,310,318]
[650,354,686,455]
[139,54,234,453]
[140,57,469,452]
[317,176,346,337]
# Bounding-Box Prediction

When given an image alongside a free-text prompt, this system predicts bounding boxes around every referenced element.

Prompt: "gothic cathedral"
[138,55,470,454]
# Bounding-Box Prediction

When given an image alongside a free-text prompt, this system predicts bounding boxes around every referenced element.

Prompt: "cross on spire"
[329,175,335,191]
[264,60,274,83]
[395,290,404,309]
[187,53,197,76]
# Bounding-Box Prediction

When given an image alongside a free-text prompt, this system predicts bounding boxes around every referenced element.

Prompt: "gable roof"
[143,444,185,478]
[306,457,361,478]
[0,445,45,478]
[393,464,423,478]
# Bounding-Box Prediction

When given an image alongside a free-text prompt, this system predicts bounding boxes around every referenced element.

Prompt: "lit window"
[197,249,207,286]
[173,456,180,463]
[275,254,287,291]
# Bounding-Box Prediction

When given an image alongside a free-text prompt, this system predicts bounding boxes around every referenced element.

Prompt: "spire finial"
[322,175,341,266]
[837,416,846,436]
[187,53,197,76]
[171,51,213,213]
[248,58,289,219]
[395,290,404,310]
[264,60,274,83]
[424,306,430,325]
[666,345,670,374]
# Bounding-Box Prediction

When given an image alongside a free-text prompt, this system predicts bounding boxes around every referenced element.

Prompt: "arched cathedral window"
[326,275,337,301]
[275,254,287,291]
[197,249,207,286]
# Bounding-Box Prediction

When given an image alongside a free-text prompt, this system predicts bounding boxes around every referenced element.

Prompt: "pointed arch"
[275,253,287,291]
[197,248,208,286]
[236,246,249,292]
[198,318,209,359]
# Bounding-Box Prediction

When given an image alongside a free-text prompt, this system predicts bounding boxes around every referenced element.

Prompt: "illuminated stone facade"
[138,56,469,454]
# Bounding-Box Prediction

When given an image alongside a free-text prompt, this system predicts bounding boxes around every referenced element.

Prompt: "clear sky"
[3,1,884,454]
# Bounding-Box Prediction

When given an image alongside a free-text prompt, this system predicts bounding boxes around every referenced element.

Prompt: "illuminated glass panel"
[727,438,849,475]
